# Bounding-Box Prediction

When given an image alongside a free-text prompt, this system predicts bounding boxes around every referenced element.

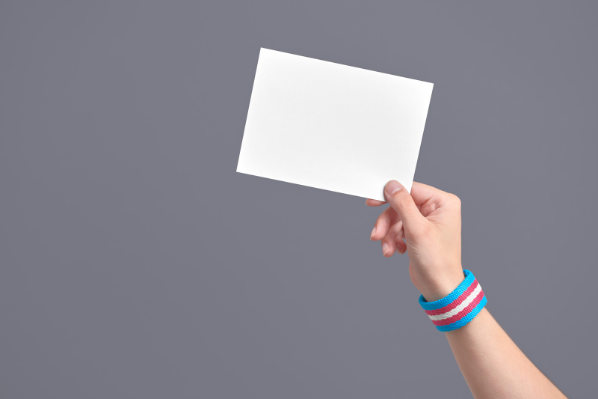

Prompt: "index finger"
[410,181,450,206]
[365,198,387,207]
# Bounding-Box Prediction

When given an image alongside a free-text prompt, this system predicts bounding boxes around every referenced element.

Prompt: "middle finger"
[370,206,399,241]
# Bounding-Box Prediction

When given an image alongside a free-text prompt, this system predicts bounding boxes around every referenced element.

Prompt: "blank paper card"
[237,48,434,201]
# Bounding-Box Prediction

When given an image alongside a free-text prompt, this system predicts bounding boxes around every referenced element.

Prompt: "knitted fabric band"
[418,270,487,332]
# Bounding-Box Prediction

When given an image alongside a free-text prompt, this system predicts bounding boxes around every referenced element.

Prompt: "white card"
[237,48,433,201]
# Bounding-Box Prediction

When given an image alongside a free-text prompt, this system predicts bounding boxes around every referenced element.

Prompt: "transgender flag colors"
[418,270,487,332]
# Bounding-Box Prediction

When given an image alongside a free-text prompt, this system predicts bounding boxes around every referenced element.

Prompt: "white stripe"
[428,284,483,321]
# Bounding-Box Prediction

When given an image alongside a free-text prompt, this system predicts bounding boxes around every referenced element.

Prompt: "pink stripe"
[425,279,479,316]
[432,289,485,326]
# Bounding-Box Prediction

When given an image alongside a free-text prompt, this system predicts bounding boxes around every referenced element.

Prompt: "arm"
[367,180,567,399]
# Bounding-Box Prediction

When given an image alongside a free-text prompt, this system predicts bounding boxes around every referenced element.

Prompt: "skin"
[367,180,567,399]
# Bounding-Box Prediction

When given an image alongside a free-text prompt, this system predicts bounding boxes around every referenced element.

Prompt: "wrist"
[418,269,487,332]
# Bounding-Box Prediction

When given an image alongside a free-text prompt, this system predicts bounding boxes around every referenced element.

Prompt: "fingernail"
[370,226,376,240]
[385,180,402,196]
[382,243,389,256]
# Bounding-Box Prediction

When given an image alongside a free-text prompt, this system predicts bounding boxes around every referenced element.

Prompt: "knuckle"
[448,193,461,208]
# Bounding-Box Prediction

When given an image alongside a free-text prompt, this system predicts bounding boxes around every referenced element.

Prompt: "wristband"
[418,270,487,332]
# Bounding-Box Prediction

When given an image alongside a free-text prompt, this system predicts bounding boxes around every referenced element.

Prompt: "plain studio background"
[0,1,596,398]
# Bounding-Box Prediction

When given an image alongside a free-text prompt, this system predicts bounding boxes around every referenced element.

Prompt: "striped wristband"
[418,270,487,332]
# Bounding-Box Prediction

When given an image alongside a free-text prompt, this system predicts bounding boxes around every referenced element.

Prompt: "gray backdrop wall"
[1,1,596,398]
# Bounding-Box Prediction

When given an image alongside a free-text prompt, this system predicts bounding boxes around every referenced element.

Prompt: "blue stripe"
[418,270,474,311]
[434,296,487,332]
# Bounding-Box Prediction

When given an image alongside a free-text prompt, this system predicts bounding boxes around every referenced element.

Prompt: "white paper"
[237,48,433,201]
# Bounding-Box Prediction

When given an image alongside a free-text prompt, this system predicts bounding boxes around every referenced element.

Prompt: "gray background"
[1,1,596,398]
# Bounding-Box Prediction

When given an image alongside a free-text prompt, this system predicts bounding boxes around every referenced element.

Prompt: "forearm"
[445,307,567,399]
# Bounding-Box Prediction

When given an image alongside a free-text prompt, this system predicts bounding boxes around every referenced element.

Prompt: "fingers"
[370,206,397,241]
[370,207,407,258]
[370,181,456,258]
[381,236,395,257]
[395,239,407,254]
[394,220,405,241]
[393,222,407,254]
[365,198,387,207]
[384,181,428,237]
[381,221,406,257]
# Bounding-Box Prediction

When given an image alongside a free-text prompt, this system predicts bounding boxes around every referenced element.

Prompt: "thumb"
[384,180,428,237]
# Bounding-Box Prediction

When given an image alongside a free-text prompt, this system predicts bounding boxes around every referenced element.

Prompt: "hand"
[367,181,465,301]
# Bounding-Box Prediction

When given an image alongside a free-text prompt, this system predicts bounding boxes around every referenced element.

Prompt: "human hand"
[367,181,465,301]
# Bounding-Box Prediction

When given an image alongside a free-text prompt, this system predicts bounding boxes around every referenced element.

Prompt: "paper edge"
[260,47,434,87]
